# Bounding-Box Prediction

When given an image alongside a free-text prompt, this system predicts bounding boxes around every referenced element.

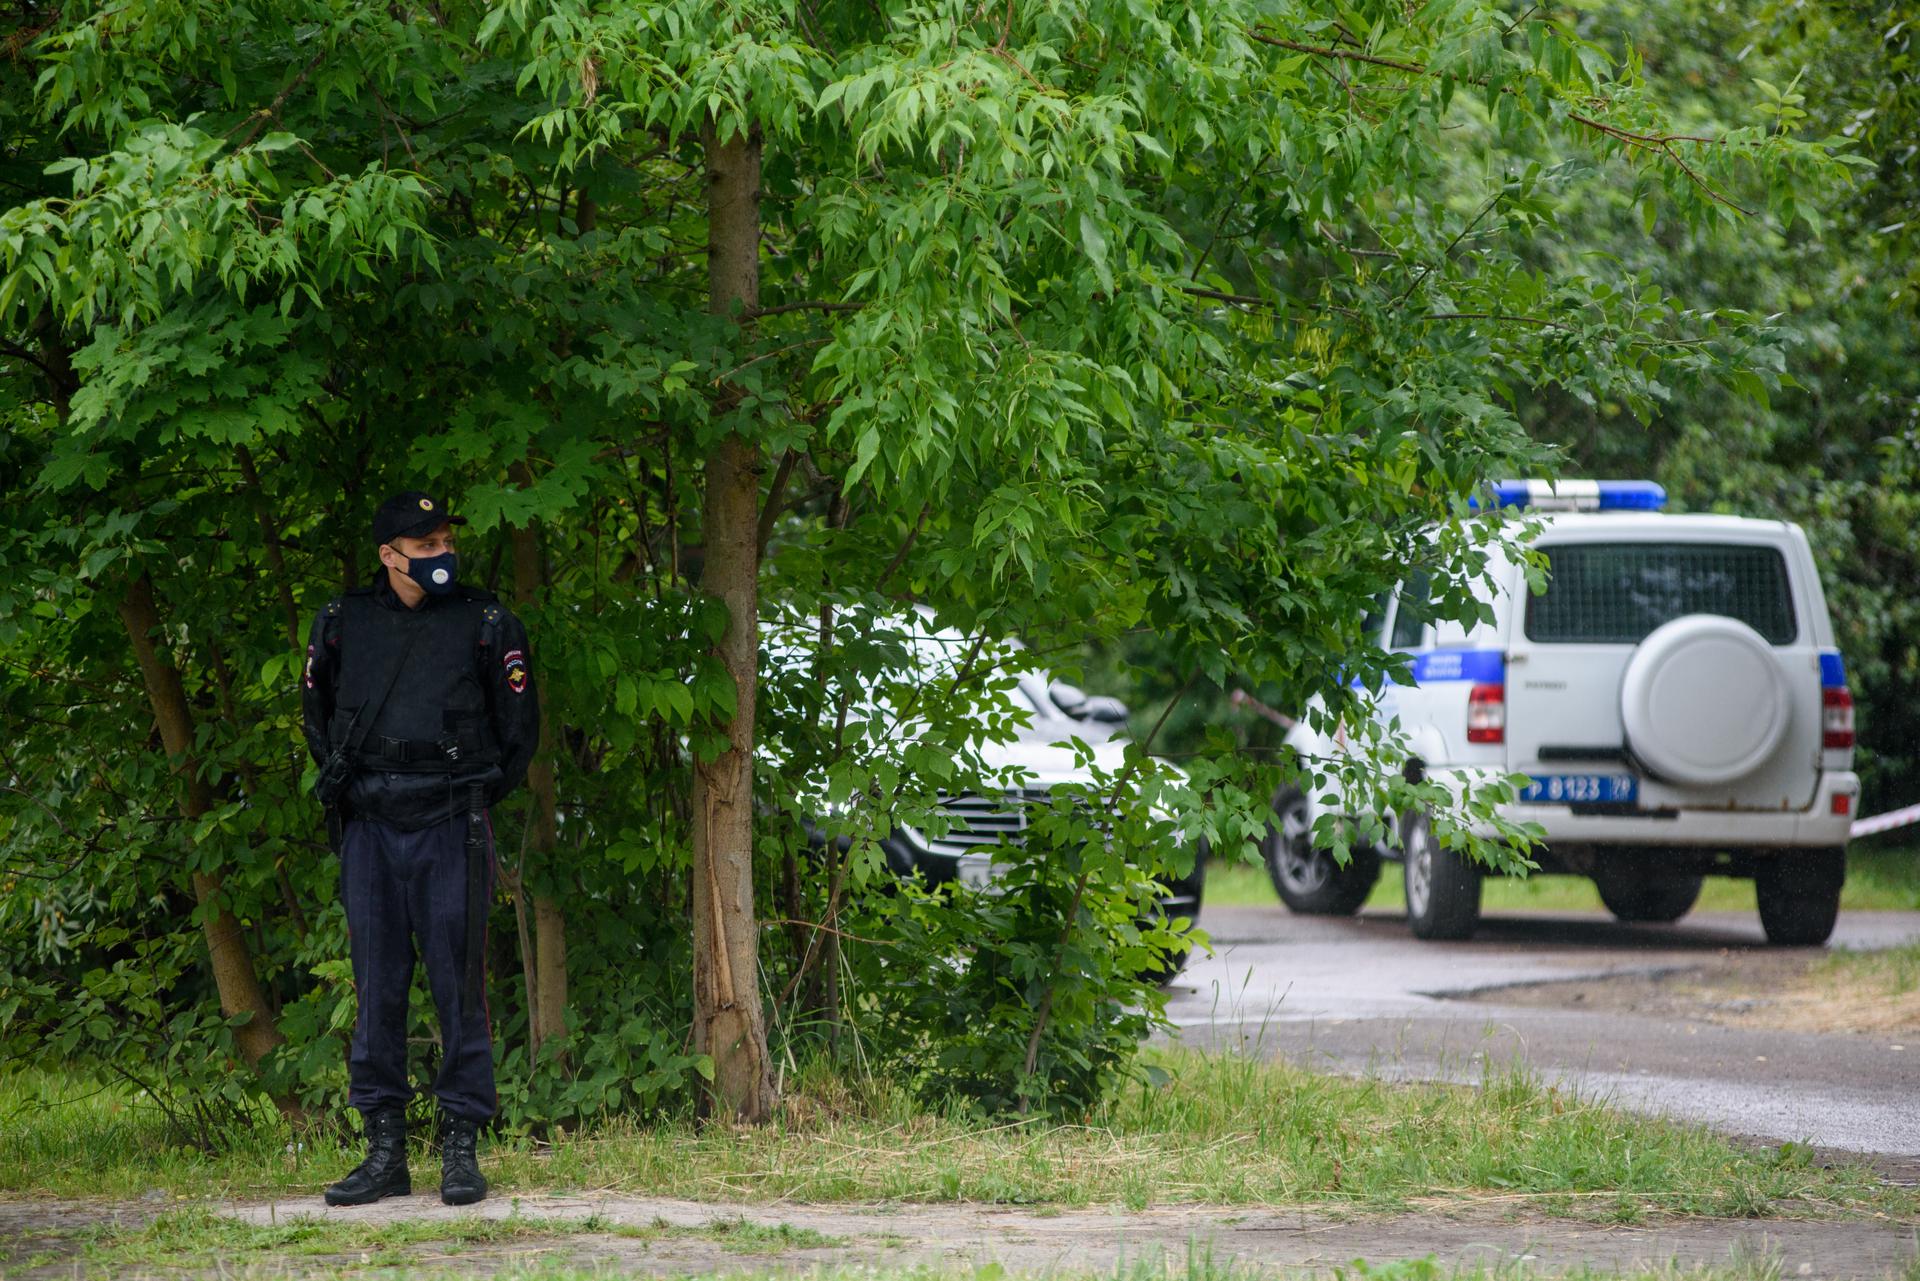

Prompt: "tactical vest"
[329,590,502,772]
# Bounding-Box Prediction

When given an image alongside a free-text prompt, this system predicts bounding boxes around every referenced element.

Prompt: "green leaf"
[1078,212,1113,294]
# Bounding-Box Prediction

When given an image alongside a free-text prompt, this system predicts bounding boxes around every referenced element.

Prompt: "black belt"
[352,734,500,770]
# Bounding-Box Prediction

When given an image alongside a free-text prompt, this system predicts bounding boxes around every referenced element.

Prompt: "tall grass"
[3,1049,1909,1221]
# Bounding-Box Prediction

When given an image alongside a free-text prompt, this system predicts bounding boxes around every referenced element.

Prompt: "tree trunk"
[206,636,308,942]
[690,122,776,1123]
[509,506,569,1058]
[116,573,288,1078]
[235,444,301,650]
[532,894,568,1050]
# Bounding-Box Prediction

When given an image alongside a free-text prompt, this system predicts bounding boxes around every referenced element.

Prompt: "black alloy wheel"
[1137,854,1207,985]
[1262,787,1380,916]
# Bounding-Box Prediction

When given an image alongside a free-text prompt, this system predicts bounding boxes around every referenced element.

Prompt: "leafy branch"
[1246,30,1757,213]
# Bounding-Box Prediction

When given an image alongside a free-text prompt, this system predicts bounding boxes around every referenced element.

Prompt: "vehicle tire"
[1138,855,1207,985]
[1262,788,1380,916]
[1592,860,1703,924]
[1755,847,1845,946]
[1401,808,1481,940]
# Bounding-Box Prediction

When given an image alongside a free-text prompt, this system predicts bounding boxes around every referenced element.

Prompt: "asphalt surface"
[1166,903,1920,1165]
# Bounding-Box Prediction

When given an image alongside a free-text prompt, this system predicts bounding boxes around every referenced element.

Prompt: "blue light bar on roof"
[1487,479,1667,512]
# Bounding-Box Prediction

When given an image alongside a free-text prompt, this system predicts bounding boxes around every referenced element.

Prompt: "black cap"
[372,491,467,545]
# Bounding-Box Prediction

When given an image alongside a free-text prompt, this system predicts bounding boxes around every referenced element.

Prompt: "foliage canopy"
[0,0,1879,1127]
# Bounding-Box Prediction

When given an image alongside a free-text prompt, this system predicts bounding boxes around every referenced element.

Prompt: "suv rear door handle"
[1537,744,1629,763]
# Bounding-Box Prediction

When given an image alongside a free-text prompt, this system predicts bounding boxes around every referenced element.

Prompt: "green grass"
[1814,938,1920,996]
[1207,842,1920,914]
[2,1048,1911,1222]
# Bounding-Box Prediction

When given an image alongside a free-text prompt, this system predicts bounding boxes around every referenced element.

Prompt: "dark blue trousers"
[340,813,496,1123]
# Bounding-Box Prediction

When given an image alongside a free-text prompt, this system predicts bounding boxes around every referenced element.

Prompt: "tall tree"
[692,123,777,1121]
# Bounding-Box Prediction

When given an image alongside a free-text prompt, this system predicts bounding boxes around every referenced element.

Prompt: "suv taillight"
[1823,687,1855,750]
[1467,683,1506,744]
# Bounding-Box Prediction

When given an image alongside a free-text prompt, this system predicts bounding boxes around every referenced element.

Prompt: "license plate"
[1518,774,1638,804]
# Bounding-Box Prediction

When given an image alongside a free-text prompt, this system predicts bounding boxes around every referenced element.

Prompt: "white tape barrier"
[1853,802,1920,839]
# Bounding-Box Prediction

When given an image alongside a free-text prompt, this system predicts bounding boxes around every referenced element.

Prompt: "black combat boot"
[439,1114,488,1206]
[324,1109,411,1206]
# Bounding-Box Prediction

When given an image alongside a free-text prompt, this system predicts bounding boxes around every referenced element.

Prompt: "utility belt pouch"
[316,750,353,807]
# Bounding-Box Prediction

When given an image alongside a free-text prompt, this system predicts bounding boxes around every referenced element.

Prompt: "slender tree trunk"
[532,894,567,1050]
[206,637,308,942]
[690,122,776,1123]
[509,501,569,1058]
[820,845,845,1052]
[505,851,542,1059]
[117,573,288,1080]
[235,444,300,649]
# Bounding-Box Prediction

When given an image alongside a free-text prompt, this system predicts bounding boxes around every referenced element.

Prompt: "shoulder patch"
[323,598,344,617]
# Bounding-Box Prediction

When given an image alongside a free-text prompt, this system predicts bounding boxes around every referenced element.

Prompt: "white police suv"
[1269,480,1858,945]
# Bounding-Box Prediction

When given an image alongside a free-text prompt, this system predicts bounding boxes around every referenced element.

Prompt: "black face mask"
[403,550,459,596]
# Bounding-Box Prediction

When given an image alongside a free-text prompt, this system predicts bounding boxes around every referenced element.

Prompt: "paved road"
[1166,904,1920,1165]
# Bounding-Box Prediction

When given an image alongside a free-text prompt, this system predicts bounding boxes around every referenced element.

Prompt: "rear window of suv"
[1525,542,1798,645]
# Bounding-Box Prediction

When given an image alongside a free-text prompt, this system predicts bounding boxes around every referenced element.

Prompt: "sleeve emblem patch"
[503,648,529,694]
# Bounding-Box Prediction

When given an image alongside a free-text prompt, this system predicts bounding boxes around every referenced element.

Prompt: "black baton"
[463,780,488,1019]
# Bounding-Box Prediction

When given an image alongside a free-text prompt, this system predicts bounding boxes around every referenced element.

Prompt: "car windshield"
[881,623,1091,734]
[762,607,1115,741]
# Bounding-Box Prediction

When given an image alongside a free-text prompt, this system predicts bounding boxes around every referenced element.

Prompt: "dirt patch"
[6,1193,1918,1280]
[1461,947,1920,1037]
[0,1196,167,1277]
[149,1195,1920,1279]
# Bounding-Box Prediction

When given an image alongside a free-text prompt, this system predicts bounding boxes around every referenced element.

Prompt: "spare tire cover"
[1620,614,1790,787]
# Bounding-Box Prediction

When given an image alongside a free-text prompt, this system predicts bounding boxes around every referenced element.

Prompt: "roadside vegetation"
[1820,940,1920,997]
[1801,940,1920,1034]
[4,1049,1911,1223]
[1207,842,1920,915]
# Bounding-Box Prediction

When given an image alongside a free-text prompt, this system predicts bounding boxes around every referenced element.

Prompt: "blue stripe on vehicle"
[1410,649,1506,684]
[1820,652,1847,688]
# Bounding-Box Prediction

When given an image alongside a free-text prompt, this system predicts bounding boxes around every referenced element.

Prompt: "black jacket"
[301,575,540,830]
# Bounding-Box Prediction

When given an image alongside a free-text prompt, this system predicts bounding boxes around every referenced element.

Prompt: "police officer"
[301,491,539,1207]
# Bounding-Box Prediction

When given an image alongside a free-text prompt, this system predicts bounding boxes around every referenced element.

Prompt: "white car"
[1271,480,1858,944]
[765,610,1206,975]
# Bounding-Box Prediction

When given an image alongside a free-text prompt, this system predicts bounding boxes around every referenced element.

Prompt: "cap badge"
[419,498,434,510]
